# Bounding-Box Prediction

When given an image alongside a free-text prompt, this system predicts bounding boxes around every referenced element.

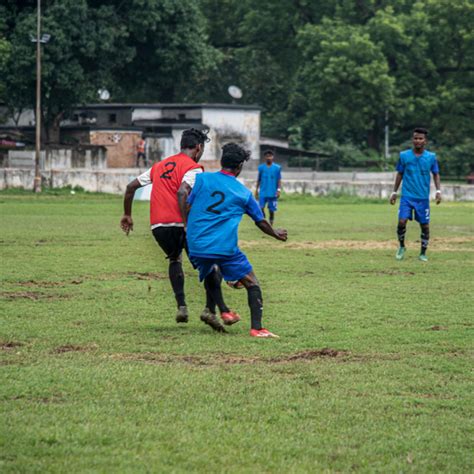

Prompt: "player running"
[390,128,442,262]
[183,143,288,338]
[255,150,282,225]
[120,128,231,328]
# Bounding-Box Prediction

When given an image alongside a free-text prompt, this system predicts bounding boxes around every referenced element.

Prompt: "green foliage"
[2,0,219,141]
[1,194,473,471]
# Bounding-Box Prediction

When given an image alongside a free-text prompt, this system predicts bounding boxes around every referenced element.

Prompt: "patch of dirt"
[239,236,474,252]
[0,291,67,301]
[111,348,348,366]
[0,341,24,350]
[271,348,348,362]
[127,272,167,281]
[52,344,95,354]
[356,270,415,276]
[429,325,448,331]
[13,279,83,288]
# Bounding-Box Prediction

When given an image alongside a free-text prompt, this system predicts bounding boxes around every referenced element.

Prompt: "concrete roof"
[76,103,261,111]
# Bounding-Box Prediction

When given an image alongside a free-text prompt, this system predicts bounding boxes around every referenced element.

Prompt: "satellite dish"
[228,85,243,100]
[98,88,110,101]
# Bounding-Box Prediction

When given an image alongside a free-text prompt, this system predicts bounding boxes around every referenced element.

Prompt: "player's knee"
[398,219,407,227]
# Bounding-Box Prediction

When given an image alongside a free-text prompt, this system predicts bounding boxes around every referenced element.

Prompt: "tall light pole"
[31,0,50,193]
[33,0,42,193]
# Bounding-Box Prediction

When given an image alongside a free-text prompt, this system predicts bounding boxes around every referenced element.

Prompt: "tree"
[2,0,219,143]
[293,20,395,150]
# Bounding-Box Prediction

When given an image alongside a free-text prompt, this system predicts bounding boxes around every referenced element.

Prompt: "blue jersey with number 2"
[187,171,264,257]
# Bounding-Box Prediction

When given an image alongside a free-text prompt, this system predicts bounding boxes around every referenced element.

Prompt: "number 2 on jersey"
[160,162,176,179]
[206,191,225,214]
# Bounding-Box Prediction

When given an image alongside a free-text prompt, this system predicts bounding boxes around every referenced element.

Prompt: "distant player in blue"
[390,128,442,262]
[256,150,282,225]
[184,143,288,338]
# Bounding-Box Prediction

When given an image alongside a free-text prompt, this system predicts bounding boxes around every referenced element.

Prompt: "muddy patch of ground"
[429,325,448,331]
[52,344,96,354]
[112,348,349,366]
[0,291,68,301]
[240,236,474,252]
[127,272,167,281]
[0,341,24,351]
[355,270,416,276]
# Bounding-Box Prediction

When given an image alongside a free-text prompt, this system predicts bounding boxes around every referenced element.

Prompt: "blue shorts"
[190,249,253,282]
[259,196,278,212]
[399,196,430,224]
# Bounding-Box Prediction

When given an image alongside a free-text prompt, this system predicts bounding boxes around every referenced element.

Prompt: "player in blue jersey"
[390,128,442,262]
[183,143,288,338]
[256,150,282,225]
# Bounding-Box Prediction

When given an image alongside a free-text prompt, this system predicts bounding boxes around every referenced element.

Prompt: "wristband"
[435,189,441,194]
[390,192,397,196]
[277,188,281,192]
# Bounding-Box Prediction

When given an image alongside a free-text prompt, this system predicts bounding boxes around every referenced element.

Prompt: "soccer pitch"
[1,192,473,473]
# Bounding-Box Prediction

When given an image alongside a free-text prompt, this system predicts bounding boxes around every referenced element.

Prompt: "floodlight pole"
[33,0,42,193]
[384,109,390,170]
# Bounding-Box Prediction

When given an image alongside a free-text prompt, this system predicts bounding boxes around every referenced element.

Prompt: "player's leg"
[259,195,266,219]
[396,197,413,260]
[188,258,226,332]
[238,271,278,338]
[419,224,430,261]
[415,200,431,261]
[268,198,278,225]
[152,227,188,322]
[204,266,230,314]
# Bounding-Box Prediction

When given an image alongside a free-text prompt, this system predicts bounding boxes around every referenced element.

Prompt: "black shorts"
[152,226,187,260]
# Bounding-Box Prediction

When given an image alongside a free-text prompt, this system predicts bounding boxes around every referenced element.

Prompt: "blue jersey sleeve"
[431,157,440,174]
[277,166,282,181]
[396,154,405,173]
[245,194,264,222]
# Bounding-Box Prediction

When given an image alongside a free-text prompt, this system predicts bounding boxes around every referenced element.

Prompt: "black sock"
[169,261,186,307]
[397,224,406,247]
[204,268,229,313]
[420,226,430,255]
[247,285,263,330]
[269,211,274,225]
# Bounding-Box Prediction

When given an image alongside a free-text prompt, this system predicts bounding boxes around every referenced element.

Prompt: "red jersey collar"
[219,170,235,176]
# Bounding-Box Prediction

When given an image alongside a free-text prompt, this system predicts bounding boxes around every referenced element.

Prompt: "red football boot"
[220,311,241,325]
[249,328,279,338]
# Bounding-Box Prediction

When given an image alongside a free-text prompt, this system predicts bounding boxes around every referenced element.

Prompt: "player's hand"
[255,191,259,199]
[276,190,281,198]
[389,192,397,205]
[120,215,134,235]
[435,191,442,205]
[274,228,288,242]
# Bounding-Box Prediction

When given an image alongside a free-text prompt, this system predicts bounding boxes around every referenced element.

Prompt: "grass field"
[1,191,473,473]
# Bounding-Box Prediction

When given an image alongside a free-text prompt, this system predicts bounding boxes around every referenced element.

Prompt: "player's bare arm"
[120,178,142,235]
[390,172,403,205]
[255,178,260,199]
[433,173,442,204]
[177,181,192,228]
[255,220,287,241]
[276,179,281,198]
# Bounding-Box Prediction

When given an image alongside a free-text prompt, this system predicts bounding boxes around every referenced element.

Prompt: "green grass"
[1,192,473,473]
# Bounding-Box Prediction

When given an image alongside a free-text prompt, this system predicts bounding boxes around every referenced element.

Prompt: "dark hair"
[263,149,274,157]
[413,127,428,136]
[180,128,210,149]
[221,143,251,169]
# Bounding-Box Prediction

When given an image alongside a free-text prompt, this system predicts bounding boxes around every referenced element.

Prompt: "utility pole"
[384,109,390,170]
[33,0,42,193]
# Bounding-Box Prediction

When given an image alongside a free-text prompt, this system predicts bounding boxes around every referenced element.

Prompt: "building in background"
[64,103,261,169]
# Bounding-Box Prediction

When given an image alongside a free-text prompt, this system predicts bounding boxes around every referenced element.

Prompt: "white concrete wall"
[201,108,260,166]
[132,108,163,121]
[1,169,473,201]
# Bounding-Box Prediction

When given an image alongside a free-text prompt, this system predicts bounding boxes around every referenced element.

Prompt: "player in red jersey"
[120,129,232,330]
